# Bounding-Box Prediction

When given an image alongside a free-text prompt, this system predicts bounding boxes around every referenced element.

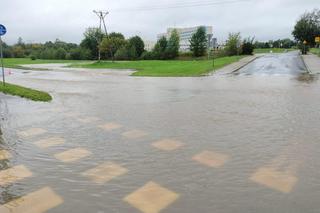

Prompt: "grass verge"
[72,56,244,77]
[310,48,320,56]
[3,58,84,69]
[0,83,52,102]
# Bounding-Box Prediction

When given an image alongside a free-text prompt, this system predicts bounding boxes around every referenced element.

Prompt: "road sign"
[0,24,6,85]
[315,37,320,43]
[0,25,6,36]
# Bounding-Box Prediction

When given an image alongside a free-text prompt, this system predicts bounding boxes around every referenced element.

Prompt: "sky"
[1,0,319,45]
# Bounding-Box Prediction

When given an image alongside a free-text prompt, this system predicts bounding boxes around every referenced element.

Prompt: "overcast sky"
[1,0,319,44]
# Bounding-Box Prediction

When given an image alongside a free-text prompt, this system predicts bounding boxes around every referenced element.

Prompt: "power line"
[111,0,252,12]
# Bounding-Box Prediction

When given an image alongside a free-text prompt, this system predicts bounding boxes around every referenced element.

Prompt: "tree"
[100,36,126,61]
[12,46,25,58]
[292,9,320,47]
[17,37,24,47]
[128,36,145,58]
[55,48,67,59]
[80,28,104,59]
[166,29,180,59]
[189,27,207,57]
[108,32,125,40]
[225,32,241,56]
[68,47,91,60]
[153,36,168,59]
[114,45,137,60]
[242,37,255,55]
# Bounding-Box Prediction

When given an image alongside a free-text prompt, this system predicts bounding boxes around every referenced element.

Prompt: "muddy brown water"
[0,52,320,213]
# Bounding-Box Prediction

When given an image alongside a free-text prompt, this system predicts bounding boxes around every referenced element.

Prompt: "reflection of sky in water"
[0,53,319,212]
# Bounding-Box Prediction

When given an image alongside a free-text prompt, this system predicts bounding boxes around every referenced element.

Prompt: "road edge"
[300,54,311,74]
[230,55,261,73]
[209,55,261,75]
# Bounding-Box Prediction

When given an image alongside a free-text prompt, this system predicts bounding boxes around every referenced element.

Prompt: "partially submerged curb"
[300,54,313,74]
[230,55,261,73]
[211,55,260,75]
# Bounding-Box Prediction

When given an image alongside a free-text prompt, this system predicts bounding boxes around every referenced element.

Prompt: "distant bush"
[67,48,91,60]
[55,48,67,60]
[30,55,36,60]
[225,32,242,56]
[140,51,155,60]
[242,37,255,55]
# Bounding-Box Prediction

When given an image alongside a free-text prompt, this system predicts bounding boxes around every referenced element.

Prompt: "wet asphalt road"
[0,51,320,213]
[235,51,306,75]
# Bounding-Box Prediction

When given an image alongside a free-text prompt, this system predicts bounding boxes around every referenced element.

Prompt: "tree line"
[2,8,318,60]
[3,19,309,62]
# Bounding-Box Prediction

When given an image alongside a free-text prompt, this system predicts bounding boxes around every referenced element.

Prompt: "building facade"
[157,26,215,51]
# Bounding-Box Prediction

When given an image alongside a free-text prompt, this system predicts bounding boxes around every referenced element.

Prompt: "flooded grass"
[0,83,52,102]
[3,58,84,69]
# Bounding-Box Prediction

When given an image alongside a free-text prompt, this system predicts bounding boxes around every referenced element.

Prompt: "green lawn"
[254,48,295,54]
[310,48,320,56]
[0,82,52,102]
[3,58,83,69]
[73,56,244,77]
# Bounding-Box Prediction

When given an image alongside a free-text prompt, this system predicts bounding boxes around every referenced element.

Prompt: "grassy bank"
[254,48,295,54]
[3,58,83,69]
[73,56,244,77]
[0,83,52,102]
[310,48,320,56]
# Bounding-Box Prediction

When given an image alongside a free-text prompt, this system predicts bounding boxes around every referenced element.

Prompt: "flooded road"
[1,51,320,213]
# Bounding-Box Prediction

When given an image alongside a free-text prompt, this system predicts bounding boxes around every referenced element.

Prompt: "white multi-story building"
[157,26,215,51]
[144,40,156,51]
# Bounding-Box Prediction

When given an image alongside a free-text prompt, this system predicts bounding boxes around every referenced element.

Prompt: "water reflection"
[0,53,319,212]
[0,185,19,205]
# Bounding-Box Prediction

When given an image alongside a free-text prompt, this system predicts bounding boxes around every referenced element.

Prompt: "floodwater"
[0,51,320,213]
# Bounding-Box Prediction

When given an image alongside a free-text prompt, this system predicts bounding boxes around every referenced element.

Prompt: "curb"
[230,55,261,73]
[300,54,311,74]
[207,55,261,76]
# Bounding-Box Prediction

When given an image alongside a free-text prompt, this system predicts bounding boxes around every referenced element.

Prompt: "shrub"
[30,55,37,60]
[242,37,255,55]
[55,48,67,59]
[225,32,241,56]
[115,47,129,60]
[140,51,155,60]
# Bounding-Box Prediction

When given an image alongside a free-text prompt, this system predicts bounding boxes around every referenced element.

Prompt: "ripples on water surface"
[0,52,320,212]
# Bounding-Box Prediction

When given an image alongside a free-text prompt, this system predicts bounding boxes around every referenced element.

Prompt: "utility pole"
[93,10,109,62]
